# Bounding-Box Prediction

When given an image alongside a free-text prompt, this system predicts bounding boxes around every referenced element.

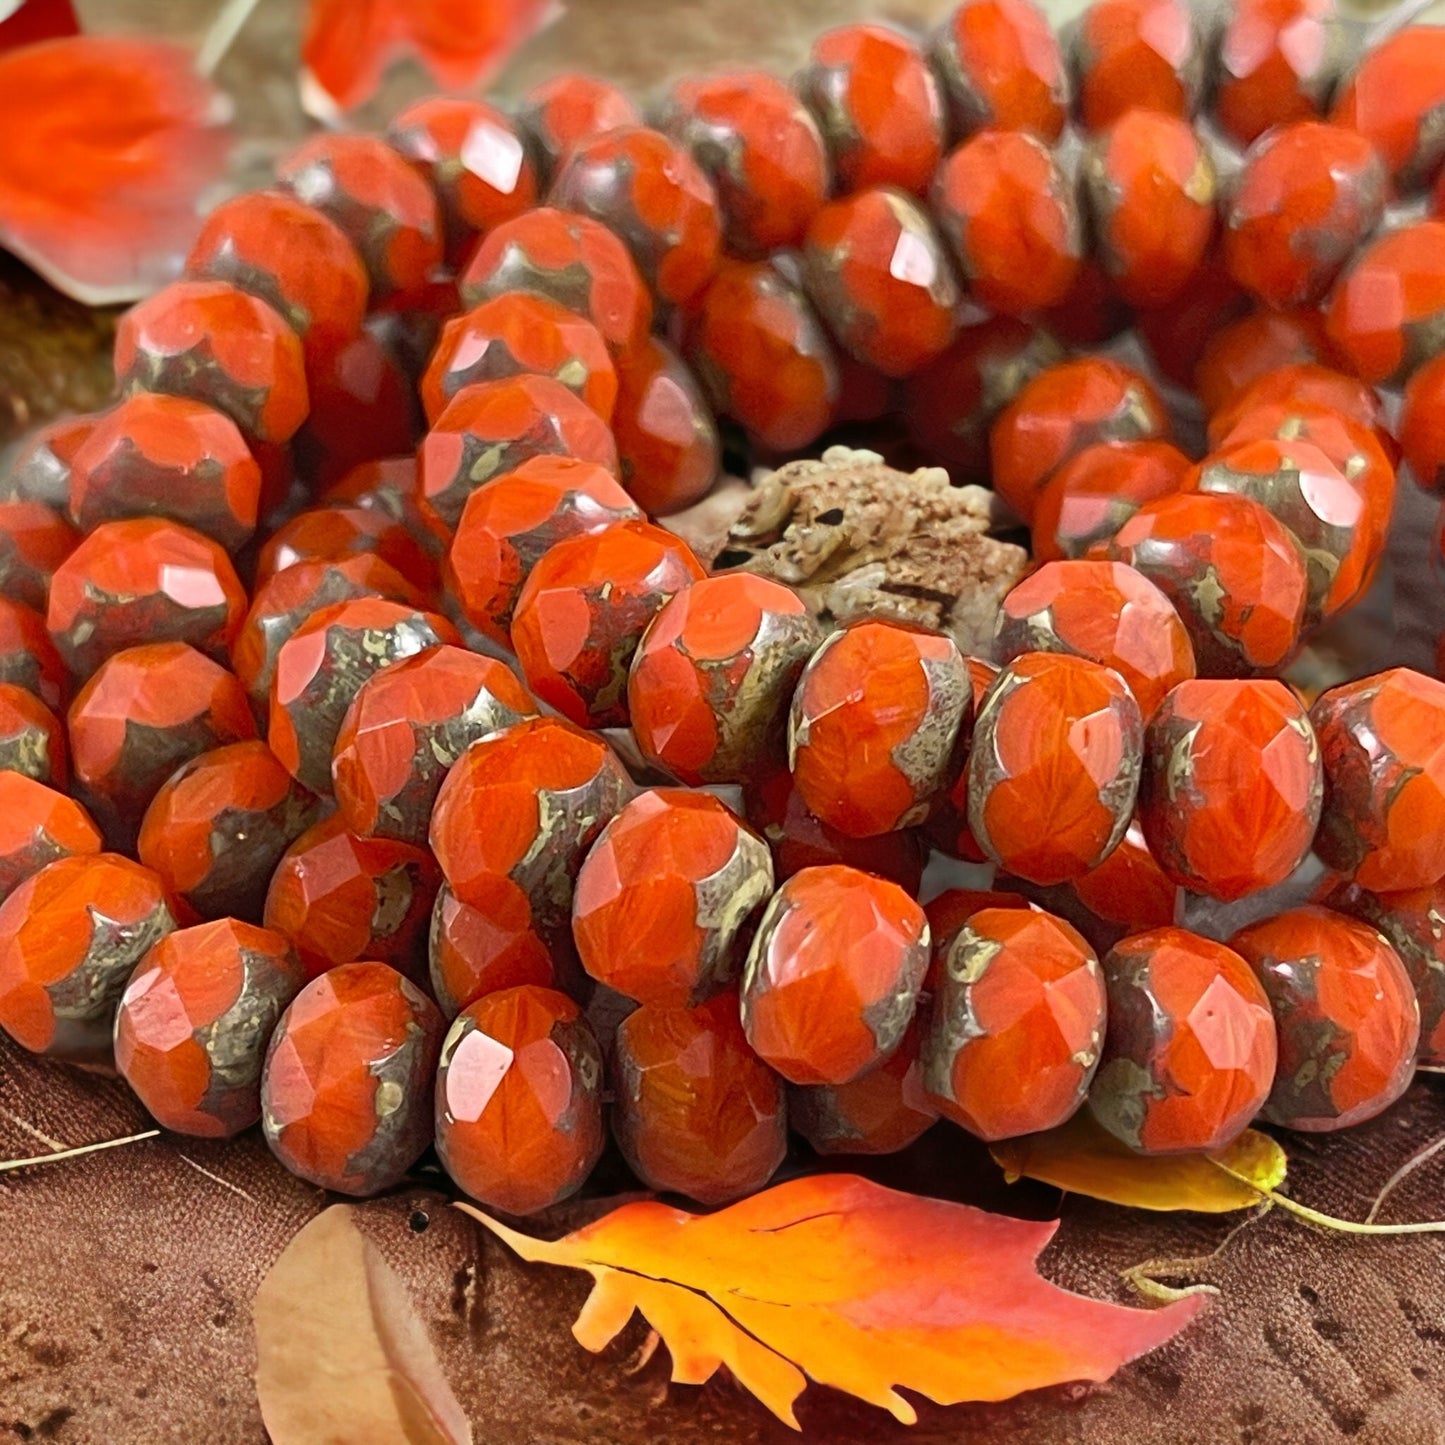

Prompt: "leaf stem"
[1211,1162,1445,1235]
[0,1128,160,1173]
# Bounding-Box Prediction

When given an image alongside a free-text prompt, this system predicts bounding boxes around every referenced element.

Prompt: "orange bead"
[428,881,556,1019]
[0,498,76,610]
[1071,0,1204,130]
[1331,24,1445,191]
[518,72,641,171]
[1206,364,1392,450]
[1215,0,1340,147]
[923,656,1000,864]
[2,413,97,509]
[0,597,67,710]
[1194,307,1333,418]
[1135,255,1250,390]
[1400,352,1445,493]
[1069,820,1182,935]
[0,683,67,787]
[255,505,438,598]
[0,772,101,907]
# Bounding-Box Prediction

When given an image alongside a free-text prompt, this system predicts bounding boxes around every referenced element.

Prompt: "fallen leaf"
[990,1110,1288,1213]
[460,1172,1204,1429]
[0,37,230,305]
[255,1203,473,1445]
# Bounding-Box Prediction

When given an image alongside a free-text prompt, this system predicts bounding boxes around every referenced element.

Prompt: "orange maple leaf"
[459,1172,1205,1428]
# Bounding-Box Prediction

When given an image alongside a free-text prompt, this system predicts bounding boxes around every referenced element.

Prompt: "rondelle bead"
[1231,906,1417,1132]
[994,560,1195,719]
[1311,668,1445,892]
[1195,308,1334,418]
[419,374,619,533]
[930,0,1070,140]
[429,716,633,944]
[115,919,304,1138]
[1330,24,1445,191]
[0,499,75,610]
[923,657,1001,864]
[0,777,98,919]
[0,684,67,787]
[262,961,444,1196]
[1214,0,1340,146]
[740,863,929,1086]
[332,646,535,847]
[47,518,248,680]
[968,652,1143,886]
[629,573,821,786]
[323,457,450,559]
[267,598,460,796]
[797,23,946,196]
[549,126,722,306]
[518,72,642,172]
[67,642,257,851]
[1207,364,1392,452]
[275,133,444,303]
[788,618,970,838]
[923,907,1105,1140]
[510,519,705,729]
[1070,0,1205,130]
[1090,927,1278,1154]
[138,741,324,923]
[802,187,960,377]
[612,991,787,1204]
[1399,353,1445,493]
[1139,678,1322,902]
[1102,492,1309,678]
[0,598,68,711]
[113,279,309,445]
[791,1012,936,1156]
[254,504,438,597]
[429,881,557,1019]
[2,414,97,508]
[573,789,773,1007]
[435,984,604,1215]
[263,816,441,983]
[1068,820,1183,937]
[0,854,178,1064]
[1135,259,1250,390]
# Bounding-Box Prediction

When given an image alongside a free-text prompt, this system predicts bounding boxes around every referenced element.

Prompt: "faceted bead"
[1215,0,1341,146]
[905,317,1063,481]
[0,773,101,906]
[419,375,619,533]
[435,985,602,1213]
[611,337,720,515]
[0,598,67,710]
[1069,820,1183,935]
[1136,255,1251,391]
[1331,25,1445,191]
[742,769,927,895]
[549,126,722,307]
[387,97,538,263]
[990,356,1167,523]
[932,130,1081,317]
[1194,307,1333,418]
[791,1012,936,1156]
[922,656,1000,863]
[67,394,262,550]
[789,619,970,838]
[1091,927,1277,1154]
[574,790,773,1007]
[421,293,617,426]
[430,716,633,942]
[0,499,75,609]
[1103,492,1309,677]
[1082,110,1215,308]
[115,919,304,1137]
[924,906,1104,1139]
[429,881,556,1019]
[798,24,945,196]
[268,598,458,796]
[995,559,1194,719]
[629,573,821,786]
[458,207,653,356]
[1071,0,1205,130]
[2,414,97,508]
[1232,906,1416,1132]
[232,555,423,711]
[321,457,448,559]
[0,684,67,786]
[930,0,1070,140]
[1223,123,1386,311]
[742,864,928,1086]
[802,188,960,378]
[138,741,324,923]
[684,259,838,453]
[275,134,443,304]
[1311,668,1445,892]
[0,854,177,1064]
[47,518,247,681]
[660,71,830,256]
[113,279,309,445]
[1325,221,1445,387]
[1032,439,1190,562]
[511,520,705,729]
[184,189,368,368]
[613,991,786,1203]
[518,73,641,172]
[968,652,1142,885]
[332,646,534,846]
[1400,353,1445,493]
[1324,877,1445,1066]
[68,642,256,851]
[255,504,438,598]
[263,816,439,983]
[1139,678,1322,902]
[1207,365,1393,452]
[262,961,444,1195]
